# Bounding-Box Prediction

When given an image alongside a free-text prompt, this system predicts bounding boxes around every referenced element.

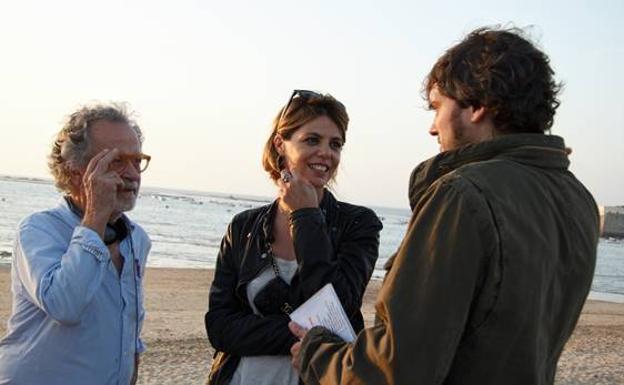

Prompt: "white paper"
[289,283,357,342]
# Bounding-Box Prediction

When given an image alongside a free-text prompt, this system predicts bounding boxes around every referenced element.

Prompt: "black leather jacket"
[205,190,382,384]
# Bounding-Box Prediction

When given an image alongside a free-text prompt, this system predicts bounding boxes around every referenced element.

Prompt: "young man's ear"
[470,105,487,123]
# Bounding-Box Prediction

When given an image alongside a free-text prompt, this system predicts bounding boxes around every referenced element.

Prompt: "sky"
[0,0,622,209]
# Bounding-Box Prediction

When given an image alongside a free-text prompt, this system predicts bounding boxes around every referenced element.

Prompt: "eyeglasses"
[109,153,152,174]
[279,89,323,123]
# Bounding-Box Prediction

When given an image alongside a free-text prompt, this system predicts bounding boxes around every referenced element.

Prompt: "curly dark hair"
[424,26,562,134]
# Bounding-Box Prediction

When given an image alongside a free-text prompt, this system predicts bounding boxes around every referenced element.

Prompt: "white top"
[229,256,299,385]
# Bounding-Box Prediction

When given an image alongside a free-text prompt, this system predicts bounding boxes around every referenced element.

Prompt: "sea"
[1,176,623,303]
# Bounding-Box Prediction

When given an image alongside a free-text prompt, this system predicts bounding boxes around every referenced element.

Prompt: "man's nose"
[429,124,438,136]
[122,161,141,180]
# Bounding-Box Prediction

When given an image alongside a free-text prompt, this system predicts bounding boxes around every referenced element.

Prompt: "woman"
[205,90,382,385]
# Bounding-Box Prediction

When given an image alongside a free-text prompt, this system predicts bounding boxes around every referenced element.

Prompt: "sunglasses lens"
[296,90,321,99]
[280,90,322,122]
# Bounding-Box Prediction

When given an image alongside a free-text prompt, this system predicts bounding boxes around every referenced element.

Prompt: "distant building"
[600,206,624,238]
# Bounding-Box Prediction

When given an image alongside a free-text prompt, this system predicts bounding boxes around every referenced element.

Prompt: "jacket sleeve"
[205,221,298,356]
[289,206,382,322]
[14,217,111,325]
[297,177,498,385]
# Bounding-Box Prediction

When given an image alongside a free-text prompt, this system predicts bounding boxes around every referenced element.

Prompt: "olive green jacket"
[298,134,599,385]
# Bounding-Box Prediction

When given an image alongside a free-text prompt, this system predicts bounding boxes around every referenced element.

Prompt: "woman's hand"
[277,167,318,213]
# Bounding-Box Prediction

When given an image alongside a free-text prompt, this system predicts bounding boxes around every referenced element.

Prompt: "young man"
[290,27,600,385]
[0,104,152,385]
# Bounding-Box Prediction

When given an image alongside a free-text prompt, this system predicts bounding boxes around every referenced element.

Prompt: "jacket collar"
[408,134,570,210]
[238,189,339,286]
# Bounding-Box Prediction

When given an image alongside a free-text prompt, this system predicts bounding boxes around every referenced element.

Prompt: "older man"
[290,27,600,385]
[0,104,152,385]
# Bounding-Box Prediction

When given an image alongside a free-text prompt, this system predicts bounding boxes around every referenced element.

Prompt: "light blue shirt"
[0,198,150,385]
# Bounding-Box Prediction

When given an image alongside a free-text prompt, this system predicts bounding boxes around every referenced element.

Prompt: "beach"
[1,266,623,384]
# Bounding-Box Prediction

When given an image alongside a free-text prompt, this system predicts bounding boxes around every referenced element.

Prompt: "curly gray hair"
[48,103,143,194]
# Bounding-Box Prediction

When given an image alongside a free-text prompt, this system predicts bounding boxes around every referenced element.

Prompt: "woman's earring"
[280,169,292,183]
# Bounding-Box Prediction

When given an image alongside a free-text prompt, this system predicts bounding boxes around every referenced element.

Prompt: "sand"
[1,266,623,384]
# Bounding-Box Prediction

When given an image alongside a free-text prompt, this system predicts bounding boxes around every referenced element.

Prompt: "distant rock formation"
[600,206,624,238]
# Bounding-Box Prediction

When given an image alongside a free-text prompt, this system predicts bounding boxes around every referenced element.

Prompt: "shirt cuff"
[289,207,324,225]
[71,226,110,262]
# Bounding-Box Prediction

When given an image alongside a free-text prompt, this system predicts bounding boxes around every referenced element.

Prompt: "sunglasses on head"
[279,89,323,123]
